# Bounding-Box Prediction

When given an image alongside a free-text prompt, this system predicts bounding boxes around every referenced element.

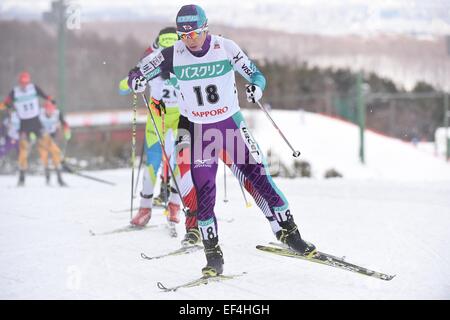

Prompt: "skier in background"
[0,108,20,159]
[128,4,316,276]
[38,100,71,186]
[2,71,56,186]
[120,27,193,240]
[124,27,180,208]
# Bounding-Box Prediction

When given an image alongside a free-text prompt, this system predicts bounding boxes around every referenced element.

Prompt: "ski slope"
[244,109,450,181]
[1,110,450,299]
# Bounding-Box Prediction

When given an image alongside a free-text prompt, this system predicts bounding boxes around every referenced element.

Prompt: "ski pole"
[256,101,301,158]
[133,140,145,198]
[61,161,116,185]
[223,161,228,203]
[130,94,137,220]
[61,138,69,161]
[33,135,115,186]
[160,107,170,216]
[141,93,190,215]
[238,180,252,208]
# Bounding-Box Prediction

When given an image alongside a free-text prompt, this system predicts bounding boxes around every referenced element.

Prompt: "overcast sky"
[1,0,449,35]
[1,0,447,11]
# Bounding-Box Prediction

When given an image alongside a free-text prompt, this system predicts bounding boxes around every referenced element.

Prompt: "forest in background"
[0,20,446,141]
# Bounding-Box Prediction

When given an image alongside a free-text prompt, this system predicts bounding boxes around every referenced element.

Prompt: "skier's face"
[180,30,207,52]
[18,72,30,89]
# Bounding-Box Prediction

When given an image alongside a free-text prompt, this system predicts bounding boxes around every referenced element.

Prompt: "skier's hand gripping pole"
[256,100,301,158]
[140,93,191,216]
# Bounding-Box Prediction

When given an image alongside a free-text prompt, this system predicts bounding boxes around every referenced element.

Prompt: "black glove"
[150,97,166,116]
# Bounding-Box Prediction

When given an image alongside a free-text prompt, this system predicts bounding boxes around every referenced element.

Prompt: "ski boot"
[165,202,179,238]
[201,238,224,276]
[17,170,25,187]
[45,167,50,185]
[276,220,317,258]
[56,168,67,187]
[167,202,180,223]
[130,207,151,227]
[181,227,201,246]
[153,177,170,207]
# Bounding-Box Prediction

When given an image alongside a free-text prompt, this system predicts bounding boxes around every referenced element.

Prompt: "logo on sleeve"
[241,63,254,77]
[151,53,164,66]
[140,52,164,76]
[233,51,243,64]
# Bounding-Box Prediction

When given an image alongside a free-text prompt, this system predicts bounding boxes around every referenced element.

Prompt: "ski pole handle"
[256,101,301,158]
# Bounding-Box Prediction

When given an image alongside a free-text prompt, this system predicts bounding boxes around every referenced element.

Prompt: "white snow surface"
[243,109,450,181]
[1,110,450,299]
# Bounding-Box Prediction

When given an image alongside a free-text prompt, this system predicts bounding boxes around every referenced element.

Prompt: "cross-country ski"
[157,272,247,292]
[141,245,203,260]
[89,224,159,236]
[256,244,395,281]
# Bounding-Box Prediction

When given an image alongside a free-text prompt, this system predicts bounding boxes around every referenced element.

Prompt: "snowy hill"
[244,109,450,181]
[1,110,450,299]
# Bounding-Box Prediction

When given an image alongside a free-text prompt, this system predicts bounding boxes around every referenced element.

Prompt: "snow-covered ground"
[1,110,450,299]
[245,109,450,181]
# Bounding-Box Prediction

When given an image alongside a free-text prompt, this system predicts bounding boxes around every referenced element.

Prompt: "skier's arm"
[138,46,174,80]
[59,112,71,141]
[2,91,15,110]
[35,86,55,103]
[59,111,69,129]
[118,77,132,96]
[224,38,266,103]
[224,38,266,90]
[147,76,164,101]
[118,69,168,118]
[141,45,155,59]
[127,47,174,93]
[142,75,167,116]
[118,45,157,96]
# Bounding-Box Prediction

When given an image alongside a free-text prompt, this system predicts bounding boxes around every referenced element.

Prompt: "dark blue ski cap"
[176,4,208,32]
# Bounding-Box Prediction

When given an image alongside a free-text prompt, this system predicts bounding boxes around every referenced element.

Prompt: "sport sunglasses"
[177,27,208,40]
